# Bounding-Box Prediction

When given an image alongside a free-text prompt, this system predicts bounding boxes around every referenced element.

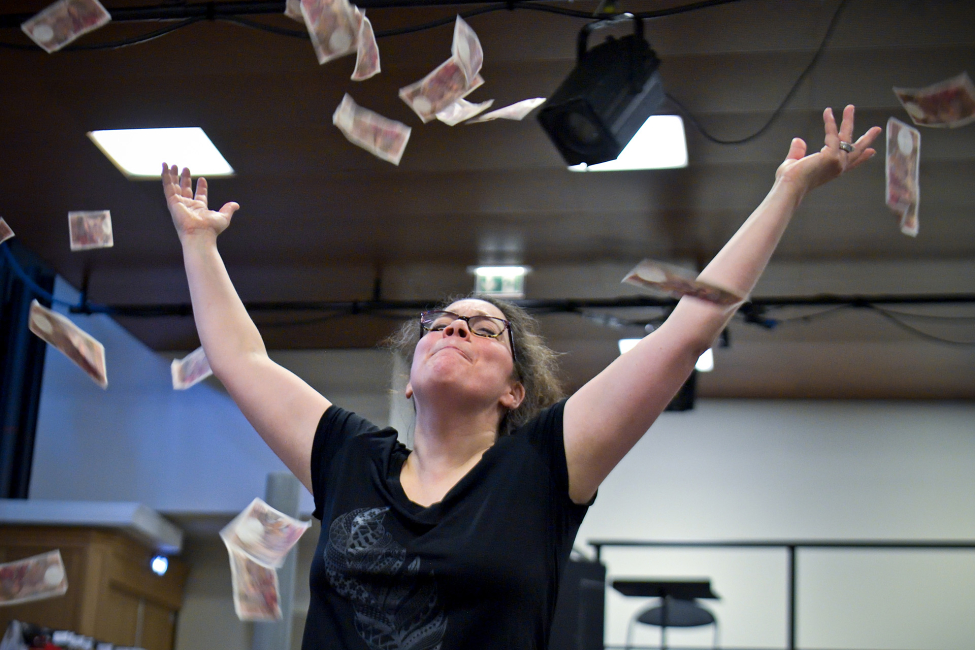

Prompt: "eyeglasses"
[419,310,516,362]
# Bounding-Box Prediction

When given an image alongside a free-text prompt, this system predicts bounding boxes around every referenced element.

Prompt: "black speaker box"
[548,558,606,650]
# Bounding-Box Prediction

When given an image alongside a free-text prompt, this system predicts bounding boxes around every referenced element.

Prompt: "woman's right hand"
[162,163,240,243]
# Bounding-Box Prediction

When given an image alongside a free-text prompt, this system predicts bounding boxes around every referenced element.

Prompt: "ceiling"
[1,0,973,399]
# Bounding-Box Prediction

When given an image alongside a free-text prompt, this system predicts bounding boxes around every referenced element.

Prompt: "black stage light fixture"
[538,14,665,167]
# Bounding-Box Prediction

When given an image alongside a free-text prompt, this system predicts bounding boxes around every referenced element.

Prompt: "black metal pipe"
[788,545,796,650]
[69,293,975,318]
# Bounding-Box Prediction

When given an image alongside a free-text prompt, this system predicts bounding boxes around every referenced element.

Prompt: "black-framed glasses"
[419,310,516,362]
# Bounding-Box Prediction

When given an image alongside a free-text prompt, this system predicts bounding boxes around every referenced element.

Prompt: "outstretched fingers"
[179,167,193,199]
[194,177,208,205]
[846,126,883,170]
[161,163,182,202]
[837,104,856,144]
[786,137,807,161]
[219,202,240,218]
[823,107,840,149]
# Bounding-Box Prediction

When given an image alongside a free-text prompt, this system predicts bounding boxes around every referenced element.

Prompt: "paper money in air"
[220,498,311,569]
[893,72,975,129]
[29,300,108,389]
[885,117,921,237]
[623,259,744,306]
[333,94,412,165]
[0,218,14,244]
[171,346,213,390]
[21,0,111,54]
[451,16,483,86]
[467,98,546,123]
[0,550,69,606]
[226,543,282,621]
[437,98,494,126]
[400,58,485,123]
[351,8,380,81]
[68,210,113,251]
[300,0,359,65]
[284,0,303,21]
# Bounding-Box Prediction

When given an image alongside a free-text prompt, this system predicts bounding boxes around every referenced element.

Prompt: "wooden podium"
[0,503,188,650]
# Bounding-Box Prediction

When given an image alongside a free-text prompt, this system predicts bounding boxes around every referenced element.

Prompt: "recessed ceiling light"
[569,115,687,172]
[87,127,234,179]
[619,338,714,372]
[695,348,714,372]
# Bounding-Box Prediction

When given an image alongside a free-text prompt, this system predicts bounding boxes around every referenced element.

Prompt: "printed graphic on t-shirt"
[325,507,447,650]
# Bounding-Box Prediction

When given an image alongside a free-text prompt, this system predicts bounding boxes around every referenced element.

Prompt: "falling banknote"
[220,498,311,569]
[893,72,975,129]
[437,98,494,126]
[623,259,744,306]
[29,300,108,388]
[226,543,281,621]
[333,94,412,165]
[21,0,111,53]
[0,551,68,606]
[300,0,359,64]
[451,16,483,86]
[171,346,213,390]
[885,117,921,237]
[400,60,485,123]
[0,218,13,244]
[68,210,113,251]
[467,97,546,123]
[284,0,303,21]
[351,9,380,81]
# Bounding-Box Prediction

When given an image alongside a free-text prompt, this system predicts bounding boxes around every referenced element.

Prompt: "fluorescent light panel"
[469,266,530,278]
[87,127,234,179]
[569,115,687,172]
[618,338,714,373]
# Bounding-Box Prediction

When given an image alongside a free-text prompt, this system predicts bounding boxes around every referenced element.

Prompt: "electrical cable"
[217,15,309,39]
[863,306,975,322]
[759,304,851,324]
[664,0,851,145]
[0,243,78,309]
[0,18,205,51]
[374,4,503,38]
[868,305,975,346]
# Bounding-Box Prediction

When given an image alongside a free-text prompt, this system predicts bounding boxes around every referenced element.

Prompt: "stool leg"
[660,597,669,650]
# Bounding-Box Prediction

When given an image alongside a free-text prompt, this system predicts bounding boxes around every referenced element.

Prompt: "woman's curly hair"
[384,294,564,436]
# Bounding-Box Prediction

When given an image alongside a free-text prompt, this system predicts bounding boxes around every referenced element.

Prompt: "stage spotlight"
[538,14,665,166]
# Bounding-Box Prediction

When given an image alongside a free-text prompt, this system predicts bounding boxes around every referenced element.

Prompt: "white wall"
[585,400,975,650]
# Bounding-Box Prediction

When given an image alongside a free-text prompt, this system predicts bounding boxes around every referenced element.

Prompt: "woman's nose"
[443,320,470,338]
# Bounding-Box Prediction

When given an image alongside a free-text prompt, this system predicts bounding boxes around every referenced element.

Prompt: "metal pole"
[252,472,302,650]
[787,545,796,650]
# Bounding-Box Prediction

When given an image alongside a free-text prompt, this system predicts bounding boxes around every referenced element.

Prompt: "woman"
[162,106,879,649]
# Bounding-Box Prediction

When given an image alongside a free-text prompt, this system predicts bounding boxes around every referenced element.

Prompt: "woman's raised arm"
[562,106,882,504]
[162,164,329,492]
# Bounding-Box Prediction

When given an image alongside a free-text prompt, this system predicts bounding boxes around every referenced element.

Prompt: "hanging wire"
[868,305,975,346]
[665,0,851,145]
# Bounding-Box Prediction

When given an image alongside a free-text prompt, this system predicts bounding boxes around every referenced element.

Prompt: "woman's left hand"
[775,104,883,195]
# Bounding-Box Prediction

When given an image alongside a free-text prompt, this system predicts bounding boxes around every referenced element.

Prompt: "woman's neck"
[401,404,501,506]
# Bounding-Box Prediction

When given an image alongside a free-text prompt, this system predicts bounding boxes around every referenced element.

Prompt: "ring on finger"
[839,141,855,153]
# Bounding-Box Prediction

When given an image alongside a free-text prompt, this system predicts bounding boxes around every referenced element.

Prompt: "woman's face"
[407,299,522,412]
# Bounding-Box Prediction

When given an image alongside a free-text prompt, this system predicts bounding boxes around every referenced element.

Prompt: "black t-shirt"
[302,399,590,650]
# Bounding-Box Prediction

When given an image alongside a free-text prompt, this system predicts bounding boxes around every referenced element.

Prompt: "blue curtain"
[0,240,55,499]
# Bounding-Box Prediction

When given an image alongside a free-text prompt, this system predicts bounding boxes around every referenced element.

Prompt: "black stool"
[613,579,720,650]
